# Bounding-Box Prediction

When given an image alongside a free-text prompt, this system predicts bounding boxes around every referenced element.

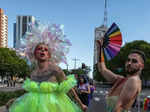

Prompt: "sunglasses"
[126,58,138,63]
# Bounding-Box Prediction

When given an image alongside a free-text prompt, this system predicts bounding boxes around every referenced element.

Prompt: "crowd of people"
[2,76,17,87]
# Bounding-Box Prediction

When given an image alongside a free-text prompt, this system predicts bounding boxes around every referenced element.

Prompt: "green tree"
[71,68,85,75]
[63,69,71,76]
[70,63,91,76]
[94,40,150,81]
[93,64,106,82]
[0,48,30,79]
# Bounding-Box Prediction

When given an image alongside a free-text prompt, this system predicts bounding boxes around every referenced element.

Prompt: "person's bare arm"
[55,66,67,83]
[97,39,123,83]
[98,62,120,82]
[114,78,139,112]
[70,88,87,112]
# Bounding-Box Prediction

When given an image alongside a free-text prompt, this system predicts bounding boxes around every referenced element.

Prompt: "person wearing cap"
[97,39,145,112]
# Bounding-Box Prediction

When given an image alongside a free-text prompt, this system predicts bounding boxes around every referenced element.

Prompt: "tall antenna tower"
[103,0,108,27]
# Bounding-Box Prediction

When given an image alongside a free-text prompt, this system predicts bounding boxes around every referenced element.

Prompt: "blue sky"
[1,0,150,77]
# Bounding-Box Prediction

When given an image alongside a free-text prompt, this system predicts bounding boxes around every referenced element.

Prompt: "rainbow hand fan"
[102,23,122,61]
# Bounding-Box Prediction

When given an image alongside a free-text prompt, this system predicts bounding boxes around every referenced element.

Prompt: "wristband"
[99,49,104,62]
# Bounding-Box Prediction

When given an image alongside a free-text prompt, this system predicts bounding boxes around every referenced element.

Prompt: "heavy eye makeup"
[127,58,138,63]
[37,47,48,51]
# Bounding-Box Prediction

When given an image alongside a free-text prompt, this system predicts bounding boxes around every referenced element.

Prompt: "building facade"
[0,8,8,48]
[93,25,107,76]
[14,16,35,48]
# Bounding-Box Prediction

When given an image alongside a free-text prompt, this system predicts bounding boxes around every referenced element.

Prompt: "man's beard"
[125,66,140,75]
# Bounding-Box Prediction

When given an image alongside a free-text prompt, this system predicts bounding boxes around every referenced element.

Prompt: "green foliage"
[70,63,91,76]
[63,69,71,76]
[93,64,106,82]
[71,68,85,75]
[0,48,31,78]
[0,90,26,106]
[94,40,150,81]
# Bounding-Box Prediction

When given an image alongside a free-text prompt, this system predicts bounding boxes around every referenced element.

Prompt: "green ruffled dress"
[9,75,82,112]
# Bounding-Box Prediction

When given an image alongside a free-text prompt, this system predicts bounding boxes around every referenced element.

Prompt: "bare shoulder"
[48,63,62,72]
[112,74,124,83]
[48,63,66,82]
[128,76,141,83]
[54,65,63,72]
[127,76,141,88]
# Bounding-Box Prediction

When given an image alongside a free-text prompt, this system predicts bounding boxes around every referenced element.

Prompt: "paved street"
[0,83,22,92]
[87,87,107,112]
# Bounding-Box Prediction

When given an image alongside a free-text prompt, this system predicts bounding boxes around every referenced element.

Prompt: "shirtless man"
[97,39,145,112]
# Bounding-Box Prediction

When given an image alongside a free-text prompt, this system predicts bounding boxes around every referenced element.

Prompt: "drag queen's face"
[34,44,51,62]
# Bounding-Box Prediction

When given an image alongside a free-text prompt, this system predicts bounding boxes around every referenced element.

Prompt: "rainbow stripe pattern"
[102,23,122,60]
